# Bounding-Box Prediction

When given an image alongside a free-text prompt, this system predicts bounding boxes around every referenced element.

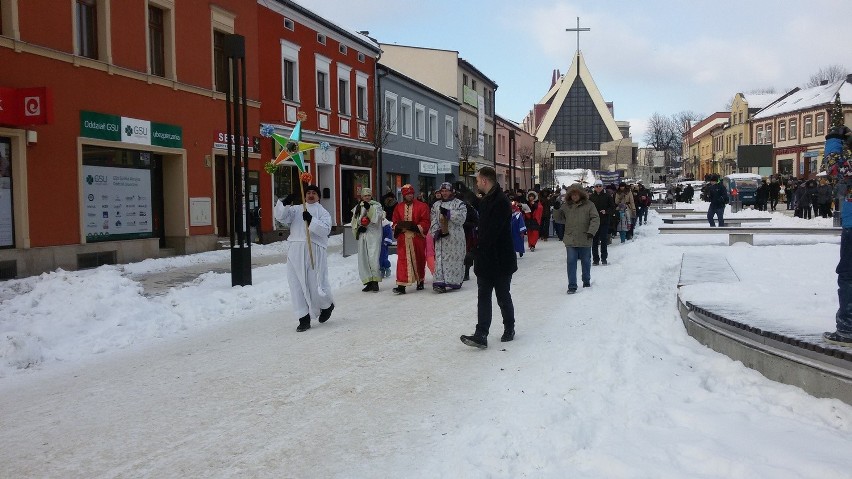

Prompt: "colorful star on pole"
[268,121,319,172]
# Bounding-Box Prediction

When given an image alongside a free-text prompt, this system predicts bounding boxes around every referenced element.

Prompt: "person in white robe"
[351,187,384,292]
[429,182,467,292]
[273,184,334,332]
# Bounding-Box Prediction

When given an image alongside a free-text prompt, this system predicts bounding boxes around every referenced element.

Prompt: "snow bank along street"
[1,208,851,477]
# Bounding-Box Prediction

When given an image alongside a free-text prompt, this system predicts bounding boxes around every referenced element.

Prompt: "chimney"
[847,73,852,84]
[551,69,557,87]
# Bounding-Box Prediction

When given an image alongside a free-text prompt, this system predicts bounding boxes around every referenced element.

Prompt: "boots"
[392,285,406,294]
[370,281,379,292]
[296,314,311,332]
[362,283,372,292]
[416,281,424,290]
[318,303,334,323]
[460,333,487,349]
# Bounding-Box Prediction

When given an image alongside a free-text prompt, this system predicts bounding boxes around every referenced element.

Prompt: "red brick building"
[0,0,262,278]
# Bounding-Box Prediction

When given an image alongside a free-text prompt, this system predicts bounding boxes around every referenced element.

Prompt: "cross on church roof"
[565,17,590,55]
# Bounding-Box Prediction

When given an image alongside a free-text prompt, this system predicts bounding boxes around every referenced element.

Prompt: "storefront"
[381,152,457,202]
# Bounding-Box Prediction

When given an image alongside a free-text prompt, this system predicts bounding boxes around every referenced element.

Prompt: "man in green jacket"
[553,185,600,294]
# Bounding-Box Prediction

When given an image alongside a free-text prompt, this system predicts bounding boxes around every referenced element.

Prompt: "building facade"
[0,0,261,279]
[377,64,459,201]
[495,116,536,191]
[378,44,497,183]
[257,0,380,227]
[751,77,852,179]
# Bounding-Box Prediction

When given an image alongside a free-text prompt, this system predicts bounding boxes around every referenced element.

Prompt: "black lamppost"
[224,34,251,286]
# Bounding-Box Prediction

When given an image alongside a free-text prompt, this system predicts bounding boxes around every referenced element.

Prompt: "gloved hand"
[357,225,367,234]
[302,211,312,224]
[363,201,371,210]
[281,194,295,206]
[440,206,450,216]
[393,225,403,237]
[464,251,475,267]
[586,232,594,239]
[408,222,420,233]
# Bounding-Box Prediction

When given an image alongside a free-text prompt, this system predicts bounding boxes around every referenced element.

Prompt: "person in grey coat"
[817,178,834,218]
[552,185,600,294]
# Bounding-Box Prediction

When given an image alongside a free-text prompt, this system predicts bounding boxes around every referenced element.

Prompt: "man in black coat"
[588,179,615,265]
[460,166,517,349]
[706,174,729,227]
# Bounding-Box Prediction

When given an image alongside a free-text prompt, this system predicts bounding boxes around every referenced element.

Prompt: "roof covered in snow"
[742,92,782,110]
[753,78,852,119]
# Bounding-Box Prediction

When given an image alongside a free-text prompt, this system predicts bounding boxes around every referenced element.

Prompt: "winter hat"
[527,190,539,201]
[361,187,373,196]
[401,184,415,196]
[439,182,454,191]
[304,184,321,195]
[594,179,603,186]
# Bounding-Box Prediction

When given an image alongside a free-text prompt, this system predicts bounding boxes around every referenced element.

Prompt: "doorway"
[341,168,371,224]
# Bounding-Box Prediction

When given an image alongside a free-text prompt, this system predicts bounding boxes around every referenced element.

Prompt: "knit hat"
[439,182,453,191]
[361,187,372,196]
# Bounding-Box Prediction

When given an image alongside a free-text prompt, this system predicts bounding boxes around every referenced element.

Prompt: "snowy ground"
[0,206,850,478]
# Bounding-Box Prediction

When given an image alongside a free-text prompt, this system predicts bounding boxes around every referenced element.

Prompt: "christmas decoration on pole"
[260,114,322,268]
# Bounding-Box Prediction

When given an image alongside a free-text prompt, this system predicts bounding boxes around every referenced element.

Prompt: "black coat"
[707,182,728,207]
[472,185,518,277]
[589,190,616,219]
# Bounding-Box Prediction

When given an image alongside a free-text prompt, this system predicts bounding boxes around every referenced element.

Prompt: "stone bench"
[662,217,772,226]
[658,226,841,245]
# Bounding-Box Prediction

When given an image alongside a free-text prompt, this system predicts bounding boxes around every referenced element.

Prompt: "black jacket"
[589,190,616,219]
[707,182,728,207]
[472,184,517,277]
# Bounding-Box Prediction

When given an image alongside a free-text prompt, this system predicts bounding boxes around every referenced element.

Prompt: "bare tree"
[806,64,849,87]
[517,144,534,189]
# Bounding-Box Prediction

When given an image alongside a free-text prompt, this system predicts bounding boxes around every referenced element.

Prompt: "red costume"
[392,185,430,286]
[525,197,543,249]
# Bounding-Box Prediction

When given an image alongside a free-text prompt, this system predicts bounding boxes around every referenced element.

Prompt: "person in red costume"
[391,184,430,294]
[524,190,544,251]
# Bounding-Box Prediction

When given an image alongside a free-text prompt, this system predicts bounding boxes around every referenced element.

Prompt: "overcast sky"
[295,0,851,144]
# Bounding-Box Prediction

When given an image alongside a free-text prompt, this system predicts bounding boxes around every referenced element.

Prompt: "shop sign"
[0,86,52,127]
[437,163,452,174]
[213,131,260,153]
[80,111,182,148]
[552,150,608,157]
[463,85,478,107]
[419,161,437,175]
[803,151,820,158]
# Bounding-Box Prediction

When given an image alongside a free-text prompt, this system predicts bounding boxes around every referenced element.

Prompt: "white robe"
[351,200,384,284]
[429,198,467,289]
[273,200,333,320]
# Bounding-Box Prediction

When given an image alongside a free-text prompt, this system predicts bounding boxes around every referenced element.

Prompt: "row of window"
[462,73,494,116]
[756,112,824,144]
[280,41,370,121]
[383,92,454,149]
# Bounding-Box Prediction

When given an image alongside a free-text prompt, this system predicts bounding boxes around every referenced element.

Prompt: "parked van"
[723,173,762,206]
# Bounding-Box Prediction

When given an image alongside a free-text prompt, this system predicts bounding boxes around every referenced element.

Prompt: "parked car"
[722,173,762,206]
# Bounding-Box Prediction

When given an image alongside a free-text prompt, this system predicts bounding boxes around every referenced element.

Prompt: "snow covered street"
[1,208,851,478]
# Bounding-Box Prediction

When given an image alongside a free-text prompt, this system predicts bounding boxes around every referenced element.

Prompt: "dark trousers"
[592,220,609,262]
[707,205,725,227]
[770,195,779,211]
[836,228,852,337]
[476,273,515,337]
[554,222,565,241]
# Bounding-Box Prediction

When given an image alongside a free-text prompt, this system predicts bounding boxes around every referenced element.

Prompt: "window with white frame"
[445,116,454,148]
[384,92,398,134]
[315,54,331,110]
[1,0,20,39]
[280,40,300,102]
[339,44,347,55]
[147,0,175,79]
[317,33,326,45]
[283,18,294,31]
[428,109,438,145]
[75,0,100,60]
[789,119,797,139]
[816,113,825,135]
[804,116,812,137]
[778,120,786,141]
[356,72,369,120]
[415,104,426,141]
[756,126,763,143]
[765,124,772,144]
[337,64,351,116]
[400,98,413,138]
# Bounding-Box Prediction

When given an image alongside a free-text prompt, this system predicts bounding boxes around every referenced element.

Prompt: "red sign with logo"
[0,87,52,127]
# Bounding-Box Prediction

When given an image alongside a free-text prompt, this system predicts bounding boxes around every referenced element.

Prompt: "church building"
[527,50,632,177]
